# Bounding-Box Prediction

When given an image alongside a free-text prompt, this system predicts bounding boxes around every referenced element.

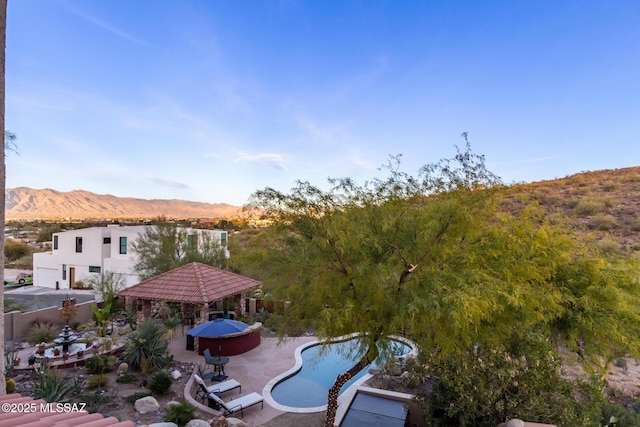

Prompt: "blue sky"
[6,1,640,206]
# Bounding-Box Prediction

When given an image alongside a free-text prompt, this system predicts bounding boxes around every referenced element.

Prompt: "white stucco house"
[32,225,229,290]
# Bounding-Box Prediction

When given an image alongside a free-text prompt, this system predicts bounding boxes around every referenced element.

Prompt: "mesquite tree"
[244,141,640,426]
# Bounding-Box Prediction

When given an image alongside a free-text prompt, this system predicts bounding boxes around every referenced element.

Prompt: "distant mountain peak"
[5,187,243,220]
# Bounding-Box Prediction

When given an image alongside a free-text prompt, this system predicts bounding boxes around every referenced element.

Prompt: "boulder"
[117,362,128,375]
[171,369,182,380]
[185,420,211,427]
[505,420,525,427]
[226,418,247,427]
[149,423,178,427]
[210,416,228,427]
[134,396,159,414]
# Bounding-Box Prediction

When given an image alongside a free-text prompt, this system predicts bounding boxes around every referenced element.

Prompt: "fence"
[4,300,96,343]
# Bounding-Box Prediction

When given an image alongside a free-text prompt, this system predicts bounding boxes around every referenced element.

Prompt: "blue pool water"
[270,338,411,408]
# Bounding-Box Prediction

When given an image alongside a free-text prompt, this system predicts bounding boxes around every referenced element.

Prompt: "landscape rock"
[186,420,211,427]
[505,420,525,427]
[134,396,160,414]
[117,362,128,375]
[171,369,182,380]
[149,423,178,427]
[210,416,228,427]
[225,418,247,427]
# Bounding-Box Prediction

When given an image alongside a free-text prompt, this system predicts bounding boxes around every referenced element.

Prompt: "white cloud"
[234,153,288,171]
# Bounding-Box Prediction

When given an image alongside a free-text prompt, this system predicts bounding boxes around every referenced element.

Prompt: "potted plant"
[37,343,46,355]
[28,355,36,366]
[62,353,69,361]
[76,350,84,359]
[53,348,61,357]
[13,358,20,366]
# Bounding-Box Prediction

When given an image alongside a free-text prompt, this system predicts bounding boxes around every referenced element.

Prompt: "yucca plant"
[162,315,182,343]
[122,319,170,371]
[33,361,85,402]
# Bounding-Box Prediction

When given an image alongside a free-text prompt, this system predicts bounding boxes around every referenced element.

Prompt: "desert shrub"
[73,391,112,413]
[417,338,600,427]
[147,371,172,395]
[124,391,152,404]
[164,401,196,426]
[27,321,59,345]
[87,374,108,389]
[116,373,138,383]
[601,403,640,426]
[122,319,170,371]
[6,378,16,393]
[576,197,607,215]
[85,356,116,374]
[590,214,617,230]
[630,217,640,232]
[33,362,85,403]
[601,180,620,192]
[596,238,621,254]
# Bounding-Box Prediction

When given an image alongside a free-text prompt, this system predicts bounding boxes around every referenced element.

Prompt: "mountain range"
[5,187,243,220]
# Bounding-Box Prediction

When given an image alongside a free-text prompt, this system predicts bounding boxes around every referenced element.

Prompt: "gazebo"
[118,262,261,352]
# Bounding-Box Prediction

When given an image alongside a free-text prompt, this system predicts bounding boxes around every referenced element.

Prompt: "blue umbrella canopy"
[187,318,249,337]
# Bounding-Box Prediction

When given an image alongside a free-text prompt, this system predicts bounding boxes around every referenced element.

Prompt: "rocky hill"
[501,166,640,252]
[5,187,243,220]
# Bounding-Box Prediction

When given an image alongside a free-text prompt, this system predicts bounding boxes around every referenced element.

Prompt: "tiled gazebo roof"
[118,262,260,304]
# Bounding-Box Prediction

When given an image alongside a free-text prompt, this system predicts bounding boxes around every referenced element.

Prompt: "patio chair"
[207,391,264,417]
[203,348,215,368]
[197,363,214,382]
[193,374,241,402]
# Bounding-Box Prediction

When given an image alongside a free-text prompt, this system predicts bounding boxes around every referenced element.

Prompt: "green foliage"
[162,315,182,343]
[576,197,607,215]
[85,356,115,374]
[601,403,640,427]
[73,391,113,413]
[36,224,62,243]
[122,319,170,371]
[125,391,152,404]
[27,321,59,345]
[590,214,617,230]
[147,371,172,395]
[87,374,108,389]
[85,271,127,313]
[131,218,228,280]
[92,304,112,337]
[33,362,85,403]
[4,238,31,262]
[242,141,640,426]
[164,401,196,426]
[116,373,138,383]
[418,338,601,427]
[6,378,16,393]
[3,296,29,313]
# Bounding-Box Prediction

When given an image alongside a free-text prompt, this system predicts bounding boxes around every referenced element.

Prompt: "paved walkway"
[168,332,318,426]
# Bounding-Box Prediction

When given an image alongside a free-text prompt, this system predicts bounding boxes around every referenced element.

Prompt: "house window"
[75,237,83,253]
[62,264,67,280]
[119,237,127,254]
[89,266,101,273]
[103,237,111,244]
[220,232,227,247]
[53,235,58,250]
[187,234,197,250]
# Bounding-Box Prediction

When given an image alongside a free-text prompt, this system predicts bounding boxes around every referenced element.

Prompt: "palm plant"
[162,315,182,343]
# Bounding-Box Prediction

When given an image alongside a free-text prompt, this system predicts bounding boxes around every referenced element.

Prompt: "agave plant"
[33,361,85,403]
[122,319,170,371]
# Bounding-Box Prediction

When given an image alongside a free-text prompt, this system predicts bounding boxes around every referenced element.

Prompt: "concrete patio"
[169,332,320,426]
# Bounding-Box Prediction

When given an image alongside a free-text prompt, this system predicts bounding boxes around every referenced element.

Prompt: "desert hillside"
[501,166,640,252]
[5,187,243,220]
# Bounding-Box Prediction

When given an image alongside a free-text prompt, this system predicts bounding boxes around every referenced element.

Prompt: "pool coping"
[262,333,419,414]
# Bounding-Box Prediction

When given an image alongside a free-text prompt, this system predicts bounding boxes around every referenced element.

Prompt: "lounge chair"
[207,391,264,417]
[193,374,241,402]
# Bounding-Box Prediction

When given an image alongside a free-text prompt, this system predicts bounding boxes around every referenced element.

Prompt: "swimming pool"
[264,335,416,412]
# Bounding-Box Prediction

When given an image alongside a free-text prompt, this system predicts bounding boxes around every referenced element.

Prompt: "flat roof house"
[32,225,228,290]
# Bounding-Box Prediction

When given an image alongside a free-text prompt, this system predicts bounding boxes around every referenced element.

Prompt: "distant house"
[32,225,229,290]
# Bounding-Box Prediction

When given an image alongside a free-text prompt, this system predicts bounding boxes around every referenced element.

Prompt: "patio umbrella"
[187,318,249,337]
[188,318,249,357]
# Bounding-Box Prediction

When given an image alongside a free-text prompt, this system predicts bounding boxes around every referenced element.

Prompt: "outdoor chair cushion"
[208,391,264,417]
[194,374,241,402]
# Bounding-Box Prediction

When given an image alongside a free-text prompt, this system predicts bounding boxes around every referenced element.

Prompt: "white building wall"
[33,225,229,290]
